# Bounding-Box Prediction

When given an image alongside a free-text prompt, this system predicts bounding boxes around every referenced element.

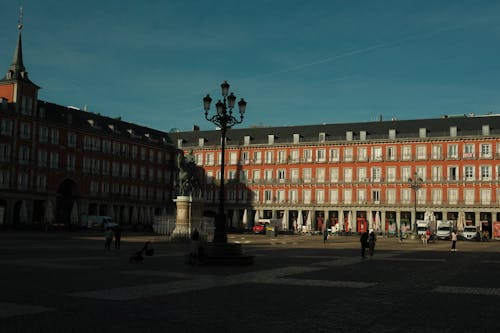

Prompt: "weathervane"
[18,6,23,30]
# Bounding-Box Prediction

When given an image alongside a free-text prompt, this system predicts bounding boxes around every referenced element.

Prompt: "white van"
[86,215,117,229]
[461,226,478,240]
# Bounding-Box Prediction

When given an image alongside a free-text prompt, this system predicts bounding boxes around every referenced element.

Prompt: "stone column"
[381,211,387,234]
[172,196,191,239]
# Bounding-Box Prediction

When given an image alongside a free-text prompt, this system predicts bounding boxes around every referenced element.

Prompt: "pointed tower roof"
[0,9,38,87]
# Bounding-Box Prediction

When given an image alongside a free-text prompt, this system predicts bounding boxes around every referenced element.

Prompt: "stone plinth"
[172,196,191,239]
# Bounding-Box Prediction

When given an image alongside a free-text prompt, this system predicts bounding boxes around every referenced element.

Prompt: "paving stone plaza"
[1,231,499,333]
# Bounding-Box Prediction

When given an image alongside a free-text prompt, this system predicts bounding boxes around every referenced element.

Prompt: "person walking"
[451,230,458,251]
[323,227,328,244]
[104,227,113,251]
[360,231,369,258]
[368,230,377,256]
[114,226,122,249]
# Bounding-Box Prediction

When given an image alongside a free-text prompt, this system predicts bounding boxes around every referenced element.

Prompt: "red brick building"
[171,116,500,238]
[0,24,177,228]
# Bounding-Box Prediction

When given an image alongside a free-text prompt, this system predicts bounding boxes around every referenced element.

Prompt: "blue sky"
[1,1,500,131]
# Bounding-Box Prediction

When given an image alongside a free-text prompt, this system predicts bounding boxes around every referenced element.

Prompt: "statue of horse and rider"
[175,150,200,196]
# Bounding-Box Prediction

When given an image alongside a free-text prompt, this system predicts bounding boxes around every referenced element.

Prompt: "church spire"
[2,6,31,83]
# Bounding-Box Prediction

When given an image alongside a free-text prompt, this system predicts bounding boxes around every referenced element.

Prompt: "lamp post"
[203,81,247,243]
[408,172,423,235]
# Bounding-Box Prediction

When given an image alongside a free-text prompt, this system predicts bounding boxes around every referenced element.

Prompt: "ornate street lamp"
[408,172,423,235]
[203,81,247,243]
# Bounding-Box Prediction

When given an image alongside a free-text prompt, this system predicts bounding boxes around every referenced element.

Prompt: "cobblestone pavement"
[0,231,499,333]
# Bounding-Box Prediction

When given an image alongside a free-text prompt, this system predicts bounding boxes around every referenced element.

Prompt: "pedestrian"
[368,229,377,256]
[104,227,113,251]
[451,230,457,251]
[399,229,403,243]
[425,228,431,244]
[323,227,328,244]
[360,231,369,258]
[114,226,121,249]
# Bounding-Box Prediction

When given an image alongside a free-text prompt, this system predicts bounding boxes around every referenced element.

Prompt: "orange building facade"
[171,118,500,238]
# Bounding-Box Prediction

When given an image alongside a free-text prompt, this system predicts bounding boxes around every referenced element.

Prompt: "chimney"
[193,125,200,131]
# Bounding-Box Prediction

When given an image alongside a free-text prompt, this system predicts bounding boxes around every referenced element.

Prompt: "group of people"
[104,226,121,250]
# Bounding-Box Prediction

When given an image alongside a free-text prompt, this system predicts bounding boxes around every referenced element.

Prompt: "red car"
[252,223,266,234]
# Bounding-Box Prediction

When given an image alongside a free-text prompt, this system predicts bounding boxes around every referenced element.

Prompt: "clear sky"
[1,1,500,132]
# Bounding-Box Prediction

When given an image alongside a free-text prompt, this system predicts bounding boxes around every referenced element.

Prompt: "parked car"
[252,223,266,234]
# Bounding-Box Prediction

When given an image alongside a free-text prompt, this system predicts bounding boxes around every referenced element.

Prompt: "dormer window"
[319,132,326,142]
[450,126,457,137]
[243,135,251,146]
[268,134,275,145]
[198,138,205,147]
[293,133,300,144]
[359,131,366,141]
[108,124,115,131]
[346,131,353,141]
[389,129,396,139]
[87,119,95,127]
[177,139,183,148]
[419,128,427,138]
[482,125,490,136]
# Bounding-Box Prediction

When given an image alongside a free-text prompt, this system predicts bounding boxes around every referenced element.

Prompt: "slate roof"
[169,114,500,148]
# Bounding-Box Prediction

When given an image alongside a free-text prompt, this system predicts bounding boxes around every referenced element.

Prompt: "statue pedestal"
[172,196,191,239]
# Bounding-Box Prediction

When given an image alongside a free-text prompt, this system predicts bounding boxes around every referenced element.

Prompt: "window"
[448,166,458,181]
[419,128,427,138]
[103,140,112,153]
[278,150,287,163]
[19,146,30,164]
[228,169,236,180]
[359,131,366,141]
[329,148,339,162]
[0,144,10,162]
[50,129,59,144]
[316,149,326,162]
[316,168,325,183]
[372,189,381,203]
[290,150,299,163]
[343,189,352,204]
[39,127,49,143]
[401,166,411,182]
[293,134,300,143]
[464,166,474,181]
[480,144,491,158]
[264,190,272,203]
[244,135,251,145]
[303,149,312,162]
[480,189,491,205]
[229,152,237,165]
[102,161,110,175]
[289,189,298,203]
[357,147,368,161]
[0,170,10,188]
[401,188,411,204]
[386,167,396,182]
[358,167,367,182]
[329,168,339,182]
[205,153,214,166]
[387,146,396,161]
[36,175,46,191]
[329,189,338,204]
[290,169,299,182]
[343,168,352,182]
[416,166,426,181]
[416,146,427,160]
[264,169,273,181]
[277,169,286,182]
[18,173,28,190]
[67,132,77,148]
[344,147,353,161]
[464,189,474,205]
[402,146,412,160]
[482,125,490,136]
[319,132,326,142]
[387,189,396,204]
[389,129,396,139]
[0,119,13,136]
[67,155,75,171]
[431,145,442,160]
[49,152,59,169]
[432,189,442,205]
[20,122,31,139]
[316,190,324,204]
[303,190,311,204]
[112,162,120,177]
[371,167,381,182]
[268,135,274,145]
[372,147,382,161]
[431,166,442,181]
[240,170,248,181]
[481,165,491,180]
[277,190,286,203]
[241,151,250,164]
[253,151,262,164]
[303,168,312,182]
[131,146,138,158]
[448,189,458,204]
[37,150,48,167]
[450,126,457,137]
[447,144,458,159]
[463,144,475,159]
